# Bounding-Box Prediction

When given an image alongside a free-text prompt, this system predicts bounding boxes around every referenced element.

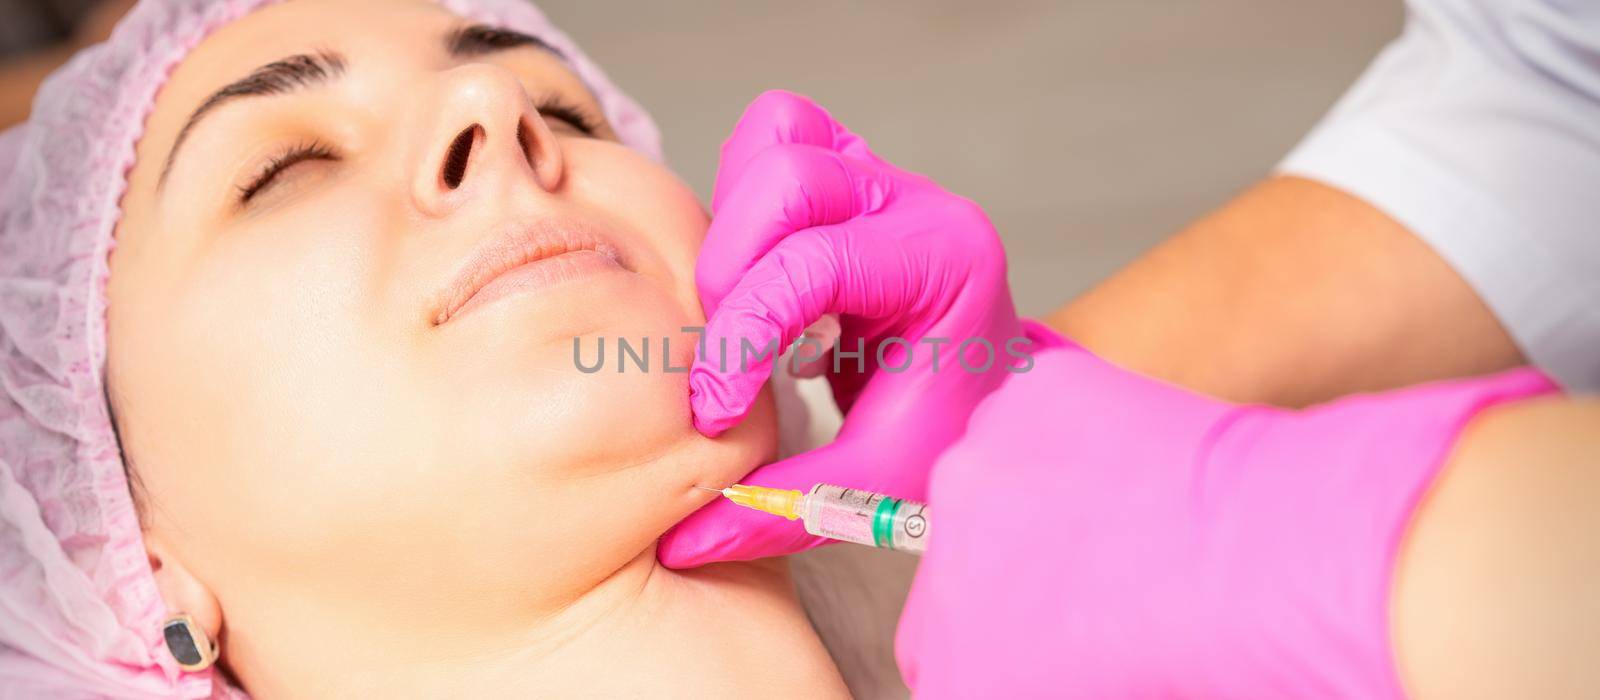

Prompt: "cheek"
[562,141,710,321]
[131,201,436,570]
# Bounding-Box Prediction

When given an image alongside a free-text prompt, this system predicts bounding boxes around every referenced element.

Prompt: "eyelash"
[533,94,605,136]
[234,96,604,205]
[237,138,338,204]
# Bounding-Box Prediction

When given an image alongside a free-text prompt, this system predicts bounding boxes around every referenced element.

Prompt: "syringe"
[700,483,931,555]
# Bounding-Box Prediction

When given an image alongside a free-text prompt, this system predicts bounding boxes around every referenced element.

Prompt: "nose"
[412,63,565,217]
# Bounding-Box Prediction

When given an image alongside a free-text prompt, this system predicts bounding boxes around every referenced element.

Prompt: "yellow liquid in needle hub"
[719,484,805,520]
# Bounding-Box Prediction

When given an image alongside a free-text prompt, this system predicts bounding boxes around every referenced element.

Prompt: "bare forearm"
[1394,397,1600,698]
[1047,176,1523,407]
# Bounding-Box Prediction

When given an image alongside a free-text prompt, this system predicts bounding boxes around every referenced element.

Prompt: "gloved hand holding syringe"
[661,89,1568,700]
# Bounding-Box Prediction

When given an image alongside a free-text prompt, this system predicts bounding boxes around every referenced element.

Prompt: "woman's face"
[108,0,773,631]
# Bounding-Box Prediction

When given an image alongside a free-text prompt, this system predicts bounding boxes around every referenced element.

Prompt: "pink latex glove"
[896,324,1557,698]
[658,91,1027,567]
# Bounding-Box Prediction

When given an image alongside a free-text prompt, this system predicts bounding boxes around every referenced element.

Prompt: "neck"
[228,543,845,698]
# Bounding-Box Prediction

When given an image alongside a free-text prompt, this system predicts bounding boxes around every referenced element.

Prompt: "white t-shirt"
[1277,0,1600,392]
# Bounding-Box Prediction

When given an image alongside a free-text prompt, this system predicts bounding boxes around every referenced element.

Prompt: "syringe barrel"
[800,483,930,555]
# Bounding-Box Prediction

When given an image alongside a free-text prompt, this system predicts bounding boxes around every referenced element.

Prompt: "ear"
[144,532,223,643]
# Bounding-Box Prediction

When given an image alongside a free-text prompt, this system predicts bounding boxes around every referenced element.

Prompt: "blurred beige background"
[536,0,1402,315]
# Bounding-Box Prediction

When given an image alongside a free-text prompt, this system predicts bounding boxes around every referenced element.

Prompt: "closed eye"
[533,94,604,137]
[237,139,339,204]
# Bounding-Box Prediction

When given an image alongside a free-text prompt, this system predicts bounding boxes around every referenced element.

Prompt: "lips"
[434,219,627,325]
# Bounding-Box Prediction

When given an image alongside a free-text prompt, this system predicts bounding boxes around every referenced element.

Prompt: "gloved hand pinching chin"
[657,90,1029,568]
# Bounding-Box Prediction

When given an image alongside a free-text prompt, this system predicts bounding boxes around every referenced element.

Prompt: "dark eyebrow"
[159,49,347,190]
[445,23,563,59]
[158,28,558,193]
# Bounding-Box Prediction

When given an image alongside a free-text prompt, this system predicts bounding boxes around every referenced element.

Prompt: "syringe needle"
[691,485,724,493]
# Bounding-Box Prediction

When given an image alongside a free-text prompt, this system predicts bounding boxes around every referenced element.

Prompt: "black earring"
[161,613,218,671]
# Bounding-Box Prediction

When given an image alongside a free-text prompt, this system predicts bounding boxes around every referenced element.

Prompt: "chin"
[695,385,782,482]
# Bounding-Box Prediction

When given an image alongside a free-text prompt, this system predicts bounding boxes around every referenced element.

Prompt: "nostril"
[441,125,481,190]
